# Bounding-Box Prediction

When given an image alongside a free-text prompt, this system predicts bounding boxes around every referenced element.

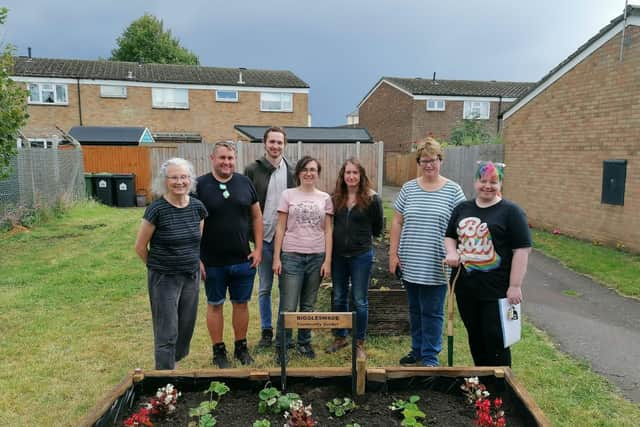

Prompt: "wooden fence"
[384,144,505,198]
[83,142,384,200]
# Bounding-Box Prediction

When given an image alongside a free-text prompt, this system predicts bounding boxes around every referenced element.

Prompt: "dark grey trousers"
[147,268,200,370]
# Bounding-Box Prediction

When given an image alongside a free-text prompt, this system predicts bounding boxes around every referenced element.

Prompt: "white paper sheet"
[499,298,521,348]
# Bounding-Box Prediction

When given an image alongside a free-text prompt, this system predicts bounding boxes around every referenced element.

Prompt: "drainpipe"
[76,78,83,125]
[496,95,503,134]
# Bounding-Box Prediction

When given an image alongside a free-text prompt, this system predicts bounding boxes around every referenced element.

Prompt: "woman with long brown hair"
[326,158,384,358]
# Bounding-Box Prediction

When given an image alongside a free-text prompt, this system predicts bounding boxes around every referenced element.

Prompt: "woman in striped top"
[389,138,465,367]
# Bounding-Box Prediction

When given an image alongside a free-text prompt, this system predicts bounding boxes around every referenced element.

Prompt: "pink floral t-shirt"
[278,188,334,254]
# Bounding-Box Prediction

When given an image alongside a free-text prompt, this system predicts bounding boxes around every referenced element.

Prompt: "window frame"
[100,85,128,98]
[463,100,490,120]
[260,92,293,112]
[151,87,189,109]
[426,99,446,111]
[27,83,68,105]
[216,90,239,102]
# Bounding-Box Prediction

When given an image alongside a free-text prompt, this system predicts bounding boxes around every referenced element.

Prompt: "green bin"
[84,173,95,199]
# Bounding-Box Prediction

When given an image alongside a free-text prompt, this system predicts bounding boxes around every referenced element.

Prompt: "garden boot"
[212,342,231,369]
[325,336,349,353]
[257,328,273,348]
[355,339,366,360]
[234,338,254,365]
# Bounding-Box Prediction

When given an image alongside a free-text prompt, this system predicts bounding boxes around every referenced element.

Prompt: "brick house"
[11,57,310,143]
[502,6,640,252]
[358,77,533,152]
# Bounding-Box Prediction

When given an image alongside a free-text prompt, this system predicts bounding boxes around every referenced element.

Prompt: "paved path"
[382,185,640,403]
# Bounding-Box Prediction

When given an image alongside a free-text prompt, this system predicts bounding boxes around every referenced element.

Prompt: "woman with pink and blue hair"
[444,161,531,367]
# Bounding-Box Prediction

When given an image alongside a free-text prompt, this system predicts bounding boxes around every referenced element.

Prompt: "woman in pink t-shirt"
[272,156,334,363]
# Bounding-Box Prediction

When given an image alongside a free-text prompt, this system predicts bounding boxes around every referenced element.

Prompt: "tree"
[0,7,29,179]
[448,119,501,146]
[110,13,199,65]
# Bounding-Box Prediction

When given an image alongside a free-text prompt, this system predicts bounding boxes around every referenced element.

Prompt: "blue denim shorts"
[204,261,256,305]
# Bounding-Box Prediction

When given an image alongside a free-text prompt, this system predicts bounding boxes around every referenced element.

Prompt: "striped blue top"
[394,179,466,285]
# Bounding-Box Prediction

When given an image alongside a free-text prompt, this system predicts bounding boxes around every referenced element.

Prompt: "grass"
[532,229,640,298]
[1,201,639,426]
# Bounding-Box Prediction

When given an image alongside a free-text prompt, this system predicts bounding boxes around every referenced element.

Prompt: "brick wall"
[503,26,640,252]
[23,84,308,142]
[358,82,413,152]
[411,99,512,142]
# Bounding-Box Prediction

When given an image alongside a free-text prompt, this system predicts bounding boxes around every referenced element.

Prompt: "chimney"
[237,67,246,84]
[28,47,32,59]
[432,72,436,82]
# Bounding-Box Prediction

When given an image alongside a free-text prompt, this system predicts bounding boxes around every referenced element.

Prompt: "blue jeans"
[275,252,324,347]
[258,240,275,330]
[405,281,447,366]
[331,248,373,340]
[147,269,200,370]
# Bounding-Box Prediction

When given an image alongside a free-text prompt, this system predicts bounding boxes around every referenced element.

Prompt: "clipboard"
[498,298,521,348]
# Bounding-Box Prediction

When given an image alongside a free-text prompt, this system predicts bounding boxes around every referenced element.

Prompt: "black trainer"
[257,328,273,348]
[399,350,420,366]
[297,343,316,359]
[212,342,231,369]
[234,339,254,365]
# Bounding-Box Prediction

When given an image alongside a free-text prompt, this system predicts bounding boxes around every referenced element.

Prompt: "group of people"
[134,128,531,372]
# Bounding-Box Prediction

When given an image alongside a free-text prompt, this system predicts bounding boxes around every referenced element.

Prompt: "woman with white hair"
[135,157,208,370]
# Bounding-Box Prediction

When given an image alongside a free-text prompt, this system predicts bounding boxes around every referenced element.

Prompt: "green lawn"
[1,202,638,426]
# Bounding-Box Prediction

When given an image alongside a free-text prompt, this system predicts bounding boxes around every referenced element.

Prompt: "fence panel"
[144,142,383,195]
[83,146,153,195]
[384,144,504,198]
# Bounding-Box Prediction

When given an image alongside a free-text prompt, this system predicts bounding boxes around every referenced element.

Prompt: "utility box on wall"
[601,160,627,206]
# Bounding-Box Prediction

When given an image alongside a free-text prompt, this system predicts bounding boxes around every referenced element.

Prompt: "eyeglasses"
[419,158,440,166]
[167,175,189,181]
[219,183,230,199]
[302,167,318,173]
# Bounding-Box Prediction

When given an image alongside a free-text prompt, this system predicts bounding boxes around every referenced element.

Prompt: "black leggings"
[456,294,511,367]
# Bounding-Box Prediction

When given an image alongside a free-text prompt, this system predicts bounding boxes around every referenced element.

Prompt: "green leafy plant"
[252,420,271,427]
[258,386,300,414]
[326,397,356,417]
[390,395,426,427]
[187,381,229,427]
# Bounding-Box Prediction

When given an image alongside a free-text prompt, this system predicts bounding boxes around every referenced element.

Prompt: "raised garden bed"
[369,238,409,335]
[80,367,551,426]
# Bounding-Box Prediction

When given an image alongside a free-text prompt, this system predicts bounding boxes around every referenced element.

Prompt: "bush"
[1,198,69,232]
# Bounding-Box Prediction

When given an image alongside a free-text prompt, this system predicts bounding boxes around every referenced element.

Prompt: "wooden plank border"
[80,367,551,426]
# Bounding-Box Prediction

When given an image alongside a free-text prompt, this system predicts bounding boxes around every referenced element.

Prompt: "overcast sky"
[1,0,634,126]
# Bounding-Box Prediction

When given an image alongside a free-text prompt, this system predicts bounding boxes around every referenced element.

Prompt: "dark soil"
[116,377,533,427]
[370,237,404,290]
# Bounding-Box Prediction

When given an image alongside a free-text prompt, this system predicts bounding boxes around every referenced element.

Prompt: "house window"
[216,90,238,102]
[152,88,189,109]
[463,101,490,119]
[427,99,445,111]
[100,85,127,98]
[260,92,293,112]
[27,83,68,105]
